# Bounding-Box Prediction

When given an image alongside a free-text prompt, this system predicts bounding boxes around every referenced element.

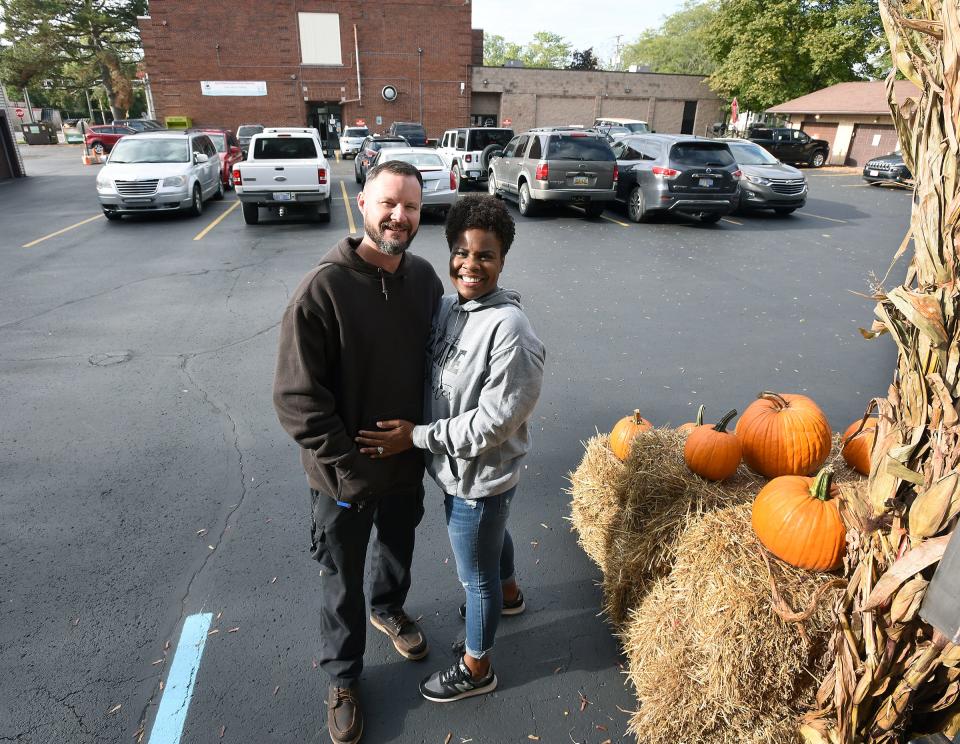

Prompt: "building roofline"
[473,65,710,79]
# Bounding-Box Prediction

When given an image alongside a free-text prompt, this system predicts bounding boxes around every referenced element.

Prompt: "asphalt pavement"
[1,145,911,744]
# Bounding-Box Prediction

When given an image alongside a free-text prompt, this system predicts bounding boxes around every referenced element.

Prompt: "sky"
[471,0,690,65]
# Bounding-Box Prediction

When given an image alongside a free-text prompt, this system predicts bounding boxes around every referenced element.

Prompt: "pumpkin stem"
[713,409,737,433]
[759,391,789,409]
[810,466,835,501]
[694,404,704,426]
[632,409,643,425]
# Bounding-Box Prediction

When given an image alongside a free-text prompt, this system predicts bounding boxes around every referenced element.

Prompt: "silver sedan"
[370,147,458,215]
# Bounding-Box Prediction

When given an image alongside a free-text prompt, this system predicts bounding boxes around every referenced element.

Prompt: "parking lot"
[1,144,911,743]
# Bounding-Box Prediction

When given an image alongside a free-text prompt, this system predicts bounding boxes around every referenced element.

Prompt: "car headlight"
[96,173,113,189]
[745,174,771,185]
[162,175,186,187]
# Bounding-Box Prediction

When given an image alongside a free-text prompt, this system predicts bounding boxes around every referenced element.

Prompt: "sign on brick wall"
[200,81,268,97]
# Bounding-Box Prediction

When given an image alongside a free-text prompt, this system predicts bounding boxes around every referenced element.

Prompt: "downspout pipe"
[354,24,362,106]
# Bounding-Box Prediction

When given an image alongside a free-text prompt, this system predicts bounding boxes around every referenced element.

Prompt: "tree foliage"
[567,47,601,71]
[483,31,572,69]
[621,1,718,75]
[0,0,146,118]
[707,0,889,110]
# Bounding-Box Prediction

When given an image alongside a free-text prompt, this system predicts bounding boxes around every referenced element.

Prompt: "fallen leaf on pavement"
[227,627,239,633]
[528,736,540,741]
[196,529,208,537]
[270,577,277,584]
[151,658,164,666]
[207,629,219,636]
[273,685,280,696]
[219,725,226,738]
[540,523,550,530]
[443,734,452,744]
[108,704,122,715]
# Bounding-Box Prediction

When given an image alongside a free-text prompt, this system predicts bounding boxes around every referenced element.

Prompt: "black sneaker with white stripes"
[419,657,497,703]
[458,589,526,620]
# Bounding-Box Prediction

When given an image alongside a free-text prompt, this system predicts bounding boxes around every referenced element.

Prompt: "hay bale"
[601,429,762,627]
[623,503,837,744]
[567,433,626,571]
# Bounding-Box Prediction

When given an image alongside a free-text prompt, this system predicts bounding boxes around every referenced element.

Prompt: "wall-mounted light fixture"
[460,81,465,95]
[814,114,821,120]
[482,79,488,86]
[624,87,631,93]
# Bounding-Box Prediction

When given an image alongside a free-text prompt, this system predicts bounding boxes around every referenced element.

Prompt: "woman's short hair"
[444,194,516,256]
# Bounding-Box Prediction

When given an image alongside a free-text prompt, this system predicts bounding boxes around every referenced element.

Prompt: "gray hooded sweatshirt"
[412,288,545,499]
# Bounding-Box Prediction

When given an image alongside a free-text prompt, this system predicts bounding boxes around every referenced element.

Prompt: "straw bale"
[623,503,838,744]
[567,434,627,571]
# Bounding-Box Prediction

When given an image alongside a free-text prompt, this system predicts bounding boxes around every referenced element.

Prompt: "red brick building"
[138,0,476,144]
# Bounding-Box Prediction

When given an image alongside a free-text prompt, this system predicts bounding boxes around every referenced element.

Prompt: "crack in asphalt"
[0,259,272,332]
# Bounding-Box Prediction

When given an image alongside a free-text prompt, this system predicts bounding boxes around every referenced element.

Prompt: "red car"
[85,124,136,154]
[187,128,244,189]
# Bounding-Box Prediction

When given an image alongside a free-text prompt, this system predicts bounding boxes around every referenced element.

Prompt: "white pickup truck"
[233,128,332,224]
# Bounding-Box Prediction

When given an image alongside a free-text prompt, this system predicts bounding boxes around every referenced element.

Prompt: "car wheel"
[213,178,224,201]
[102,209,121,221]
[316,198,331,223]
[91,142,104,155]
[452,164,461,191]
[811,151,826,168]
[518,182,537,216]
[355,164,362,184]
[242,203,259,225]
[583,202,604,218]
[480,144,501,171]
[188,184,203,216]
[487,172,500,198]
[774,207,796,216]
[700,213,723,224]
[627,186,648,222]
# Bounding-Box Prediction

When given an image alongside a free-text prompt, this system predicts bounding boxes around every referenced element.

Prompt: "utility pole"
[613,35,623,71]
[417,47,424,124]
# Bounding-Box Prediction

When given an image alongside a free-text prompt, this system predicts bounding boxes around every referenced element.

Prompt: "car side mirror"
[194,153,209,164]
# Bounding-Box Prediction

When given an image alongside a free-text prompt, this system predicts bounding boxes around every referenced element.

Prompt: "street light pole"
[417,47,423,124]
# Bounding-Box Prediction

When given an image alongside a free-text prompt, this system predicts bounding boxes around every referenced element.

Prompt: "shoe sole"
[420,674,498,703]
[458,599,526,620]
[329,719,362,744]
[369,615,428,661]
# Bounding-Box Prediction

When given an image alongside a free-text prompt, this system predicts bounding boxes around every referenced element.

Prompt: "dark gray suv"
[487,127,617,218]
[612,134,740,223]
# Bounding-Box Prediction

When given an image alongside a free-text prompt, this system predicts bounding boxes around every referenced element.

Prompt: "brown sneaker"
[327,684,363,744]
[370,611,429,660]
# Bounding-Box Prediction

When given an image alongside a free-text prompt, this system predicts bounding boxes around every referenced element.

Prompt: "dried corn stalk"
[805,2,960,742]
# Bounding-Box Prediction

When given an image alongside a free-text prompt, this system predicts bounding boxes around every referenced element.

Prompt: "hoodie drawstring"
[378,268,389,301]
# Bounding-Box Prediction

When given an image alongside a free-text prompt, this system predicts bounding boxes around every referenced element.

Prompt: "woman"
[356,194,545,702]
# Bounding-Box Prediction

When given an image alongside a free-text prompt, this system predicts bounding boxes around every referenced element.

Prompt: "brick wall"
[139,0,472,138]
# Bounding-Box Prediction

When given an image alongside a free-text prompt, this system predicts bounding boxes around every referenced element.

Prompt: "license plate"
[573,176,589,186]
[698,178,714,187]
[274,192,292,201]
[869,170,879,177]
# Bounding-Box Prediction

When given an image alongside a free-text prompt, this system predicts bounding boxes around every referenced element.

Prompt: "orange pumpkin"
[735,391,831,478]
[684,409,741,481]
[841,417,878,475]
[751,466,846,571]
[609,409,653,461]
[678,404,705,435]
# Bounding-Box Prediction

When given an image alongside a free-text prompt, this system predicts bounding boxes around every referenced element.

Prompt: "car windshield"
[375,140,408,151]
[467,129,513,150]
[344,128,368,137]
[382,152,445,169]
[108,138,190,163]
[670,143,736,167]
[624,122,650,133]
[254,137,317,159]
[237,126,263,137]
[545,135,615,161]
[205,134,226,152]
[394,125,424,136]
[728,142,778,165]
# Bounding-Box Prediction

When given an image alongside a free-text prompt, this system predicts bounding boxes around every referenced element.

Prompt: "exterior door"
[846,124,900,166]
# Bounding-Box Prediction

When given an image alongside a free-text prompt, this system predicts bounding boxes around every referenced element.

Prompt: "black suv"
[353,135,409,184]
[486,127,617,218]
[388,122,427,147]
[746,127,829,168]
[612,134,740,223]
[863,150,912,187]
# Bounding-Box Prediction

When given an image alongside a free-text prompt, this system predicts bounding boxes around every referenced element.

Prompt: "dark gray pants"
[309,486,425,683]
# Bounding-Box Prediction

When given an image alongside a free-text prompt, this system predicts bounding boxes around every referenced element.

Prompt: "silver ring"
[377,446,384,455]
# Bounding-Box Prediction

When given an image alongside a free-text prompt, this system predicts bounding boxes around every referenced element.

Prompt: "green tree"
[567,47,601,71]
[621,0,718,75]
[0,0,146,119]
[522,31,571,69]
[707,0,888,111]
[483,33,523,66]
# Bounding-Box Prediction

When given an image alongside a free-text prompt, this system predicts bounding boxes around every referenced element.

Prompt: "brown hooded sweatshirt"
[273,237,443,503]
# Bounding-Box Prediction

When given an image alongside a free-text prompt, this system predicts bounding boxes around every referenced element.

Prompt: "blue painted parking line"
[148,612,213,744]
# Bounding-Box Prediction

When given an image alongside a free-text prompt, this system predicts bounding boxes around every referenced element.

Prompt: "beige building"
[767,80,919,165]
[471,66,724,136]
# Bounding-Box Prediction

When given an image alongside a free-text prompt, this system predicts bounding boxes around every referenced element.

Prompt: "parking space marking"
[600,213,630,227]
[797,211,848,224]
[148,612,213,744]
[22,214,103,248]
[340,180,358,234]
[721,217,743,225]
[193,200,241,241]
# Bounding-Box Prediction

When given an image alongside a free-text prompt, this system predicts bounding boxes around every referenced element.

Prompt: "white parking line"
[796,211,848,224]
[721,217,743,225]
[148,613,213,744]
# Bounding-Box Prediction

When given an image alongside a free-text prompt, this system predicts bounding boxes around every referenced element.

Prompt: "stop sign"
[15,107,24,119]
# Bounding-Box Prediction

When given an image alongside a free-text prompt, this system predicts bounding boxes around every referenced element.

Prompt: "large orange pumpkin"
[684,409,741,481]
[841,417,878,475]
[609,409,653,461]
[751,466,846,571]
[678,404,705,435]
[735,391,831,478]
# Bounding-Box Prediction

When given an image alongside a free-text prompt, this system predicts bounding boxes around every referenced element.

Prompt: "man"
[273,160,443,744]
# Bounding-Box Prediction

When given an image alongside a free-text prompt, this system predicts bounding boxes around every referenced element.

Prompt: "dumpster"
[62,124,84,144]
[22,122,58,145]
[165,115,193,129]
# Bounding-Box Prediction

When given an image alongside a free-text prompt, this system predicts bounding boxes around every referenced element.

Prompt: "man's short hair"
[444,194,516,257]
[365,159,423,188]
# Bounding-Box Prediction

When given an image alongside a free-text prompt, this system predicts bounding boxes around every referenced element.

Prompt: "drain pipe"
[354,25,362,106]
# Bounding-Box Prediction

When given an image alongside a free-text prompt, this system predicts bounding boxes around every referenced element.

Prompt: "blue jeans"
[444,487,516,659]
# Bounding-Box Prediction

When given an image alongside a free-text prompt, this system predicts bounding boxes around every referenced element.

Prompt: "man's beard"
[364,215,417,256]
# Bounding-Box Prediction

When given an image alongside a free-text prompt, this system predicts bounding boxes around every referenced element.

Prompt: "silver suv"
[339,126,369,159]
[96,131,224,220]
[487,127,617,218]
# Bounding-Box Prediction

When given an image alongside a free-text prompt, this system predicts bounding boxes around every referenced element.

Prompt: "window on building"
[299,12,342,65]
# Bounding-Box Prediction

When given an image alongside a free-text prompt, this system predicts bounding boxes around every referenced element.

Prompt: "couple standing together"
[272,160,546,744]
